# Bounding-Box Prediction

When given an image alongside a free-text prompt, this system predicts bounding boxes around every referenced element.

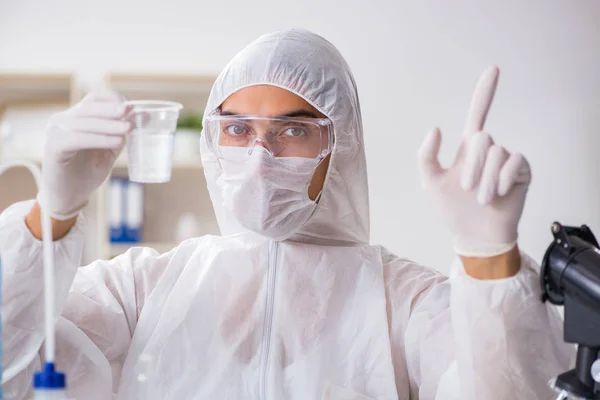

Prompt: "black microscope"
[541,222,600,399]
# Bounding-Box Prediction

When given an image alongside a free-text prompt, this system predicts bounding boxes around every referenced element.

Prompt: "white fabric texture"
[0,28,573,400]
[216,146,320,241]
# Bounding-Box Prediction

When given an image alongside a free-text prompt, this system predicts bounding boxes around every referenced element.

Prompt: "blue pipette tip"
[33,362,66,389]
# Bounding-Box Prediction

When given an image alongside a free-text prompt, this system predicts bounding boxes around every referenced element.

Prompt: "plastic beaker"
[124,100,183,183]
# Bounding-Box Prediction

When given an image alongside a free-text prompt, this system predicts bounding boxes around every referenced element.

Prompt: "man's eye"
[224,124,248,136]
[282,127,307,137]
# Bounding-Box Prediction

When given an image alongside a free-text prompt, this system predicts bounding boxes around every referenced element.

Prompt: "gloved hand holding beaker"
[40,91,132,221]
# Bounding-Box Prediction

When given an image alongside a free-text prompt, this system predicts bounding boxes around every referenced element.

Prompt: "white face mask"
[216,147,321,241]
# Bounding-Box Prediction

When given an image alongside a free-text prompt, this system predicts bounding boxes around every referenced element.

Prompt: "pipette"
[0,159,66,399]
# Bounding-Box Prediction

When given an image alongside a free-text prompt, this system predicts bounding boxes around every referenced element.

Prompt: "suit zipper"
[259,240,278,399]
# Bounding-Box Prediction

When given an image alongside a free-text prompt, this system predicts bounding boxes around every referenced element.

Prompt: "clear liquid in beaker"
[127,129,174,183]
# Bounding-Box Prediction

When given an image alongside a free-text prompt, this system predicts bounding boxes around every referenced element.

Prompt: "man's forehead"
[220,85,323,118]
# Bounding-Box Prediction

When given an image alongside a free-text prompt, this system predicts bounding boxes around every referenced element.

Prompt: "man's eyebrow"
[278,110,319,119]
[219,109,320,119]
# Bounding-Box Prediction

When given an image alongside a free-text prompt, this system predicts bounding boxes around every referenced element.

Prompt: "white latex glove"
[418,66,532,257]
[40,91,131,220]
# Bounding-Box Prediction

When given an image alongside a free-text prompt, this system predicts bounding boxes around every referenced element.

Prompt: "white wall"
[1,0,599,273]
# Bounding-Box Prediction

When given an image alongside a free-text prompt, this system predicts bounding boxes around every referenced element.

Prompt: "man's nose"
[248,137,272,156]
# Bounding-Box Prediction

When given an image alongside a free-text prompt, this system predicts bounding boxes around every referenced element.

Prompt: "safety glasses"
[204,112,333,161]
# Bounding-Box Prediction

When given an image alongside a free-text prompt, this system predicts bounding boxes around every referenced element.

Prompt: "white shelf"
[107,73,214,88]
[109,241,177,257]
[0,73,74,106]
[104,73,216,112]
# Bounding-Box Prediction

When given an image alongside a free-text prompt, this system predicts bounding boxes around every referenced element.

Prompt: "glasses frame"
[204,111,334,160]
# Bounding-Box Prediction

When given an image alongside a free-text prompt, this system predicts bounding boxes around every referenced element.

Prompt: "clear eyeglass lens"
[207,117,330,160]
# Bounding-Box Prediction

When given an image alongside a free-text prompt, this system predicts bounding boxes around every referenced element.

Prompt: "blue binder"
[109,178,143,243]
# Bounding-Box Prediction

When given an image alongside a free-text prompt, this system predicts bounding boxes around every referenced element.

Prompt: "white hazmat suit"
[1,29,572,399]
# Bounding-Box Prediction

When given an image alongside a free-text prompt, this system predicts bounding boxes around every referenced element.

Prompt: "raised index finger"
[463,66,500,138]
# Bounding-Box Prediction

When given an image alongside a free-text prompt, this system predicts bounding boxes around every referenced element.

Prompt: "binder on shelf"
[108,177,144,244]
[125,181,143,243]
[109,178,124,243]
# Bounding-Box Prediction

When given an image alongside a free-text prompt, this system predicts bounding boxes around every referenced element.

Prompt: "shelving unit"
[0,73,75,219]
[0,73,76,108]
[105,73,214,108]
[0,73,75,163]
[0,73,220,264]
[96,73,220,260]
